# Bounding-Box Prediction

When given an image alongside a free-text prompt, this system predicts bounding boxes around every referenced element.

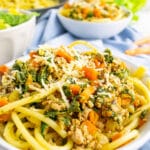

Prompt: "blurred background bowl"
[30,0,67,16]
[0,10,36,64]
[57,7,132,39]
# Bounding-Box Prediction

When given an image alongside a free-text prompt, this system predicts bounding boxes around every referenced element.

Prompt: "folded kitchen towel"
[27,9,140,52]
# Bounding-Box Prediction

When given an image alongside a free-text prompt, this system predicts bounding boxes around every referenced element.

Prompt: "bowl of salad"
[57,0,132,39]
[0,9,36,64]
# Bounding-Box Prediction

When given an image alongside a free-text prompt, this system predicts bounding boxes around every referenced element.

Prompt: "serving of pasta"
[0,40,150,150]
[60,0,130,22]
[0,0,59,10]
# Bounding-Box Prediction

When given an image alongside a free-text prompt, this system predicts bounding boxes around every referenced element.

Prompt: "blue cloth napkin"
[26,9,150,149]
[28,9,140,50]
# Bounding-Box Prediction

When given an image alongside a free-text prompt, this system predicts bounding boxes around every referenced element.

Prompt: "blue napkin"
[26,9,150,149]
[27,9,140,51]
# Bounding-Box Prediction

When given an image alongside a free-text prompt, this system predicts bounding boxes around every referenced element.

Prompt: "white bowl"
[0,10,36,64]
[57,7,132,39]
[0,48,150,150]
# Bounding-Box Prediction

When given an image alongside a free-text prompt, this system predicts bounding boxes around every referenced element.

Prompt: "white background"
[132,0,150,36]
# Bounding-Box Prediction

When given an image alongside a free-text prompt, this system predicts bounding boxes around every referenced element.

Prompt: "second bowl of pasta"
[57,0,132,39]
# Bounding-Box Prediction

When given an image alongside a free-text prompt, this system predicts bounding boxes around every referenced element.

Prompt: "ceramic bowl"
[0,10,36,64]
[0,51,150,150]
[57,7,132,39]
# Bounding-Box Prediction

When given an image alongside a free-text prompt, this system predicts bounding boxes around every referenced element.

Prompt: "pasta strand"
[34,127,73,150]
[68,40,97,51]
[102,130,139,150]
[15,106,67,138]
[3,122,30,149]
[0,86,57,115]
[124,102,150,125]
[12,112,45,150]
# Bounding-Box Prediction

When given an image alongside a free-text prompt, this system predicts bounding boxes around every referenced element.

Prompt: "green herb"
[16,72,27,84]
[140,110,148,119]
[37,66,49,85]
[97,87,107,93]
[45,110,58,120]
[13,60,28,72]
[80,83,87,89]
[62,85,72,97]
[12,60,29,92]
[41,122,48,136]
[21,84,29,94]
[69,98,81,113]
[96,87,109,98]
[62,116,71,126]
[104,49,114,63]
[66,78,76,84]
[87,12,94,18]
[29,70,37,82]
[114,0,147,20]
[113,68,129,79]
[47,57,52,63]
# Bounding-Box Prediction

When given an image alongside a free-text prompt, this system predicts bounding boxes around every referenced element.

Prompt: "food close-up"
[0,0,150,150]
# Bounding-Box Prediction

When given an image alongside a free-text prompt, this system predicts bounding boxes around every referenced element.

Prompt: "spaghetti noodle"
[0,41,150,150]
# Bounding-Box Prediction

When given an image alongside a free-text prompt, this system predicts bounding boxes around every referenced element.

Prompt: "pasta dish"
[0,41,150,150]
[60,0,130,22]
[0,0,59,10]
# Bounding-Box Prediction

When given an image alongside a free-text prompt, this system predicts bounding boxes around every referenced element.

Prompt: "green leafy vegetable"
[104,49,114,63]
[45,110,58,120]
[140,110,148,119]
[41,122,48,136]
[69,98,81,113]
[62,85,72,97]
[113,68,129,79]
[114,0,147,20]
[12,60,29,93]
[37,66,49,85]
[0,11,35,30]
[62,116,71,126]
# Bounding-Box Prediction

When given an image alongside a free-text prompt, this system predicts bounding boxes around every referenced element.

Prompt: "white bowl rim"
[0,9,36,33]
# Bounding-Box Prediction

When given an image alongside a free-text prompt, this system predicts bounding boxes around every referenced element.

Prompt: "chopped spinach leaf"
[69,99,81,113]
[37,66,49,85]
[113,69,129,79]
[66,78,76,84]
[140,110,148,119]
[41,122,48,136]
[63,85,72,97]
[45,110,58,120]
[104,49,113,63]
[87,12,93,18]
[62,116,71,126]
[29,70,37,82]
